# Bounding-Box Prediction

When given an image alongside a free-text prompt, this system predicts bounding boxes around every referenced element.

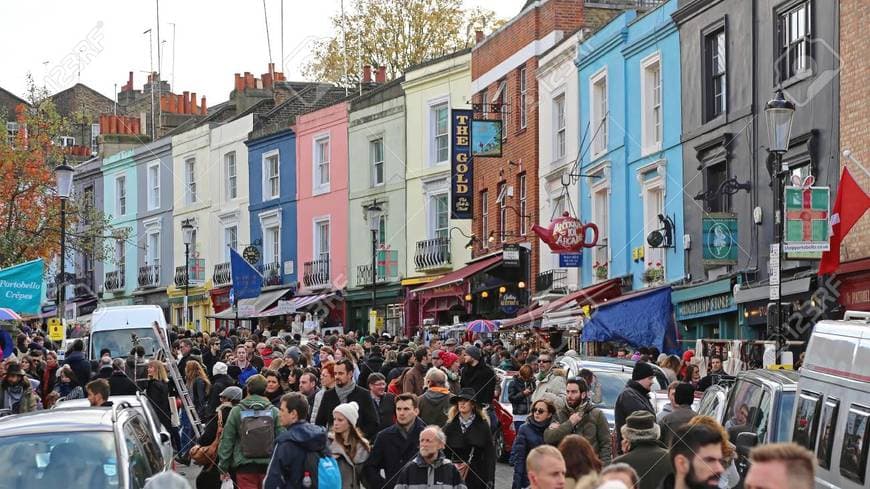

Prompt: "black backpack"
[239,403,277,458]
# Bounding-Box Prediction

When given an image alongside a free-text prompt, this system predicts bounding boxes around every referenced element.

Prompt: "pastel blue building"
[101,149,140,305]
[577,0,684,290]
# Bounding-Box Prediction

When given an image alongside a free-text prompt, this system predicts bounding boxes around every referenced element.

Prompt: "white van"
[792,311,870,489]
[89,305,168,360]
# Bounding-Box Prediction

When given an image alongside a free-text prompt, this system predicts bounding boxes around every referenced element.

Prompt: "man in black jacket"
[358,345,385,388]
[393,425,464,489]
[108,358,138,396]
[314,358,379,440]
[614,361,656,454]
[459,346,496,407]
[263,392,329,489]
[206,362,236,416]
[364,393,427,489]
[63,339,92,387]
[368,373,396,434]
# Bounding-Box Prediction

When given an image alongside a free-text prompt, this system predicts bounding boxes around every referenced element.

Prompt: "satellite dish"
[647,230,664,248]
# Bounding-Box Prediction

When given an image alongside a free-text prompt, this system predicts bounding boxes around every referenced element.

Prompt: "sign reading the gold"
[451,109,473,219]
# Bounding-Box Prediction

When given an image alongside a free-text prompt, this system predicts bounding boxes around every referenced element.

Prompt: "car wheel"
[494,429,507,462]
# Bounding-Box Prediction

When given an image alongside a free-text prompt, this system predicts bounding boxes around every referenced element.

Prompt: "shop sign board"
[450,109,473,219]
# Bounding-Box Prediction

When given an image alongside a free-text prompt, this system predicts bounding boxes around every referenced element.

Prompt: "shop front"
[209,286,233,331]
[167,279,213,332]
[836,258,870,312]
[345,285,404,337]
[734,275,829,345]
[672,278,738,346]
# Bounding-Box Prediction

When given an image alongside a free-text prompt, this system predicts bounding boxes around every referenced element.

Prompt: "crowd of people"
[0,324,818,489]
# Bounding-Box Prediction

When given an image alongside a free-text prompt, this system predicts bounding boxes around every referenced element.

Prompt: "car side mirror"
[160,432,171,444]
[736,432,758,456]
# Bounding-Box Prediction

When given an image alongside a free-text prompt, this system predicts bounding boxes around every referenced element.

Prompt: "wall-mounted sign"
[276,300,296,315]
[784,177,830,253]
[471,119,503,157]
[532,212,599,253]
[500,292,520,315]
[451,109,473,219]
[702,213,738,266]
[503,244,520,268]
[676,293,735,320]
[559,253,582,268]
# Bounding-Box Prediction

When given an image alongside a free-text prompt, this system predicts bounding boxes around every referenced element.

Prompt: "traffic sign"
[48,317,64,342]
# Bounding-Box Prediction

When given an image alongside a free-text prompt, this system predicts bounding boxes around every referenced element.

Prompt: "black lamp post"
[765,89,795,354]
[181,220,194,330]
[54,160,74,320]
[366,203,382,334]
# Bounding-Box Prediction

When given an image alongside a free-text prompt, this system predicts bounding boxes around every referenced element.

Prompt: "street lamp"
[765,89,795,356]
[181,220,194,330]
[367,203,382,334]
[54,160,74,320]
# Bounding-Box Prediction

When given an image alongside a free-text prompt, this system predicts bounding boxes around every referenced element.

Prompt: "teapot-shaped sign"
[531,212,599,253]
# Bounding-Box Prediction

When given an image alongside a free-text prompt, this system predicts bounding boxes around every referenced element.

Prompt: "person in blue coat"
[510,398,556,489]
[264,392,329,489]
[63,339,92,386]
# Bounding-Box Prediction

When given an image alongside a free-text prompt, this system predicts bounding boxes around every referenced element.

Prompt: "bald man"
[527,445,566,489]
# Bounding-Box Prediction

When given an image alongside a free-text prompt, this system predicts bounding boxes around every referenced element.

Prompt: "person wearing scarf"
[233,344,258,385]
[0,363,37,413]
[443,388,496,489]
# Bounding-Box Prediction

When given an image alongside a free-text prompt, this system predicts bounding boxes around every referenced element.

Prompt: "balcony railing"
[414,237,451,271]
[303,257,330,288]
[137,265,160,288]
[74,272,95,296]
[105,270,125,292]
[536,269,568,294]
[262,262,282,287]
[213,262,232,287]
[356,263,397,287]
[174,258,206,287]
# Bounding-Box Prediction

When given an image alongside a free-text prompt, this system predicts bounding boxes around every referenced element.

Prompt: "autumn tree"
[303,0,507,84]
[0,78,126,276]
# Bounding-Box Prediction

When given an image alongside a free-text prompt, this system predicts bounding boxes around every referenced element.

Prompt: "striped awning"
[257,292,339,318]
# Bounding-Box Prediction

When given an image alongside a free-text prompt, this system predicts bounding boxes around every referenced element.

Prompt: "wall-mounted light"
[464,293,472,301]
[481,291,489,299]
[518,281,526,289]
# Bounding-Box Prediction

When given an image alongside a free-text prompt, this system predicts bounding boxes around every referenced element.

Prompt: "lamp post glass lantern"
[54,161,74,320]
[367,204,382,334]
[764,90,795,357]
[181,220,194,330]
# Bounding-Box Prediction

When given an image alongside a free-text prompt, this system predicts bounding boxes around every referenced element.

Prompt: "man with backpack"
[218,374,285,489]
[264,392,339,489]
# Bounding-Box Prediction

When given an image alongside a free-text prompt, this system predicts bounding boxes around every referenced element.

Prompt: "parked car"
[53,392,173,470]
[696,378,734,422]
[0,402,168,488]
[791,311,870,489]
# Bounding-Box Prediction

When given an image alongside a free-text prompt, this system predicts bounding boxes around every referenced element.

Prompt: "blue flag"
[0,258,43,314]
[230,249,262,300]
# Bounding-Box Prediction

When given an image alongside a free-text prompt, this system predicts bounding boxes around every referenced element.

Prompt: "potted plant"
[642,261,664,285]
[593,261,608,280]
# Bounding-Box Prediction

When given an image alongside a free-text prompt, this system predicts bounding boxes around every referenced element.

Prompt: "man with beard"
[698,356,726,392]
[0,363,36,413]
[659,424,725,489]
[614,361,656,454]
[402,348,430,396]
[543,377,611,464]
[459,346,496,407]
[315,358,379,440]
[299,371,320,413]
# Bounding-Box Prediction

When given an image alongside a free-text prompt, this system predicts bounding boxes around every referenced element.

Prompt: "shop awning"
[582,286,680,355]
[734,277,812,304]
[257,292,339,318]
[209,287,293,320]
[401,275,444,287]
[501,279,622,329]
[411,254,503,294]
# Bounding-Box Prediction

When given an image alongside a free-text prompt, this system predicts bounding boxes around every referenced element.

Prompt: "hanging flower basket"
[593,261,608,280]
[642,262,664,285]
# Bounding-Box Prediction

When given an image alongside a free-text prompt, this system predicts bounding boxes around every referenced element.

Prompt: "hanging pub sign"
[784,175,830,253]
[471,119,503,157]
[702,213,738,265]
[531,212,599,253]
[503,243,521,268]
[451,109,473,219]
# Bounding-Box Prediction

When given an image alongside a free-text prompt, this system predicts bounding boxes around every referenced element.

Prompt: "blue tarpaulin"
[582,286,681,355]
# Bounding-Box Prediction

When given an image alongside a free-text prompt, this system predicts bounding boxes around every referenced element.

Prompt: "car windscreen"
[595,371,632,409]
[91,327,161,359]
[0,431,119,488]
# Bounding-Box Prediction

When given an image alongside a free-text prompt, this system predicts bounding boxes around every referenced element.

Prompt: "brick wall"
[840,0,870,261]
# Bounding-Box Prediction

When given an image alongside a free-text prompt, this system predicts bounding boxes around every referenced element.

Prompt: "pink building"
[295,102,350,322]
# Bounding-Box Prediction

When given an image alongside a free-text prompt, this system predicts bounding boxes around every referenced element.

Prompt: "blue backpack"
[302,449,342,489]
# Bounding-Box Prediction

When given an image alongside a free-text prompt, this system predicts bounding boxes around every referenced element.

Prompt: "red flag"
[819,167,870,275]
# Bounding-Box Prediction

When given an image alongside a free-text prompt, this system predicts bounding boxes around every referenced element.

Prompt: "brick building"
[837,0,870,312]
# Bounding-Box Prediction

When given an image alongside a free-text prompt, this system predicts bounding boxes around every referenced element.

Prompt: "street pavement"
[178,460,515,487]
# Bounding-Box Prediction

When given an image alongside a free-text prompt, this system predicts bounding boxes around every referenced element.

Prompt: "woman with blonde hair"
[184,361,211,419]
[329,401,370,488]
[687,415,740,488]
[443,388,495,489]
[145,360,175,448]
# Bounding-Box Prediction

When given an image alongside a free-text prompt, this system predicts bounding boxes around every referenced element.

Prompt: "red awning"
[411,254,503,294]
[501,278,622,328]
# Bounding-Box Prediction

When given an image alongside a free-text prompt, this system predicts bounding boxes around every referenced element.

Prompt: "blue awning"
[582,286,680,354]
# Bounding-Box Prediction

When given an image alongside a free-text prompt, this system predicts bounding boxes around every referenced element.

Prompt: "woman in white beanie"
[329,401,371,489]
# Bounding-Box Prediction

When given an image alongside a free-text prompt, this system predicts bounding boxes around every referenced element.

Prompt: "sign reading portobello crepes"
[451,109,473,219]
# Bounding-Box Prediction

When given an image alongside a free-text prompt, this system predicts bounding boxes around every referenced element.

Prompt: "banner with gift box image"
[784,176,830,253]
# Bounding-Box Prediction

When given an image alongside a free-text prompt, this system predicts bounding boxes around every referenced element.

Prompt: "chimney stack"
[476,30,485,43]
[376,66,387,83]
[200,96,207,115]
[362,65,372,83]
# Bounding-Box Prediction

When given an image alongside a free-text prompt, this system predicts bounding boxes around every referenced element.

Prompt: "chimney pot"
[200,96,207,115]
[183,91,190,114]
[177,94,184,113]
[363,65,372,83]
[376,66,387,83]
[476,30,484,43]
[109,115,117,134]
[190,92,197,113]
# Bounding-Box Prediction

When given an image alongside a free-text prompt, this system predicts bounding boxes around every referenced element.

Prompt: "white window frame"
[428,98,449,166]
[313,135,330,194]
[640,168,666,275]
[553,93,566,161]
[481,190,489,247]
[313,217,330,261]
[59,136,75,147]
[185,158,197,204]
[641,53,662,155]
[264,225,280,266]
[262,149,280,201]
[146,230,161,270]
[115,239,126,277]
[589,167,611,268]
[147,162,160,211]
[518,174,527,236]
[428,193,449,240]
[590,69,608,157]
[115,175,127,216]
[225,151,238,201]
[223,225,238,261]
[498,182,507,243]
[90,123,100,154]
[6,122,19,144]
[370,138,385,187]
[519,67,528,129]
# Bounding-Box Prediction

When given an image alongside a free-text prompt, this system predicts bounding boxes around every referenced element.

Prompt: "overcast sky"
[1,0,522,104]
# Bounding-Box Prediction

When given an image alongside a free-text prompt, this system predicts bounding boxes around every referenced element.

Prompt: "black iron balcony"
[303,257,330,288]
[213,262,232,287]
[414,237,451,271]
[262,262,282,287]
[174,266,188,287]
[356,263,396,287]
[105,270,125,292]
[75,272,95,296]
[175,259,205,287]
[137,265,160,288]
[536,269,568,294]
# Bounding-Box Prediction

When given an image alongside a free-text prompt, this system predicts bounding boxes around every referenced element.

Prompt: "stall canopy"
[501,279,622,329]
[582,286,680,354]
[257,292,339,318]
[210,288,292,320]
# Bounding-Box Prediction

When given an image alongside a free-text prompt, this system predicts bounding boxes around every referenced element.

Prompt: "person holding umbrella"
[443,387,496,489]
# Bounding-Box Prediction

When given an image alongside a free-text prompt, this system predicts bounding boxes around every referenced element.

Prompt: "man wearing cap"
[358,345,384,388]
[611,411,672,489]
[614,361,656,454]
[659,383,698,447]
[218,374,284,489]
[195,385,242,489]
[443,337,458,353]
[459,345,497,408]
